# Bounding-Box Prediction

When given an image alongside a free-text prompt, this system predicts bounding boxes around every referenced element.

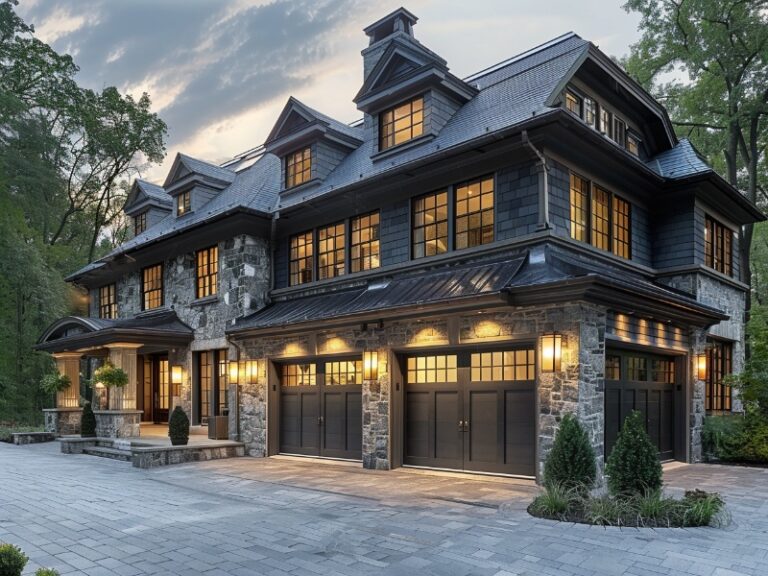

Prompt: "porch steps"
[82,446,132,462]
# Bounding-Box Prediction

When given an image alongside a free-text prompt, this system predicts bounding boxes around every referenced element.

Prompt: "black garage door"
[604,352,679,461]
[404,349,536,476]
[279,359,362,460]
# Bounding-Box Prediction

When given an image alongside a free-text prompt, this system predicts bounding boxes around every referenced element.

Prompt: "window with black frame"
[350,211,380,272]
[704,215,734,277]
[706,340,733,412]
[141,264,163,310]
[455,175,494,250]
[99,284,117,319]
[289,231,314,286]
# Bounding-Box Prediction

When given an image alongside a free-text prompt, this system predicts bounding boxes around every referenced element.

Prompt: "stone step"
[83,446,132,462]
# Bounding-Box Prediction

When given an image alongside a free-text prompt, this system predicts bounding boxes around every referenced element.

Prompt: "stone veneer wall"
[43,408,82,436]
[237,301,608,478]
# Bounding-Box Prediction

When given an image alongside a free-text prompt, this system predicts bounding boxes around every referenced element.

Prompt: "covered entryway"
[604,350,681,461]
[138,355,171,423]
[278,358,362,460]
[403,349,536,476]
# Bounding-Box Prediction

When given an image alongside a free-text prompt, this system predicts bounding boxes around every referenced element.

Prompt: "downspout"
[522,130,550,230]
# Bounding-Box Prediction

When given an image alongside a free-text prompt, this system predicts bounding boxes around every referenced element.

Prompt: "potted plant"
[168,406,190,446]
[39,371,71,396]
[81,402,97,437]
[92,362,128,407]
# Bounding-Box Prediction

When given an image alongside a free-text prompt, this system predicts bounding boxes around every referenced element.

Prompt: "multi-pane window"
[289,231,314,286]
[98,284,117,319]
[626,133,640,157]
[318,222,345,280]
[584,97,596,128]
[134,211,147,236]
[455,175,494,250]
[600,109,611,137]
[141,264,163,310]
[704,215,733,277]
[285,146,312,189]
[569,174,589,242]
[470,350,535,382]
[325,360,362,385]
[177,191,191,216]
[613,118,627,147]
[195,246,218,299]
[565,91,581,115]
[605,355,621,380]
[612,196,631,259]
[407,355,458,383]
[199,351,212,421]
[197,350,228,422]
[569,172,631,260]
[627,356,648,381]
[651,358,675,383]
[158,358,169,410]
[412,190,448,258]
[351,211,380,272]
[706,341,733,412]
[379,96,424,151]
[282,363,316,386]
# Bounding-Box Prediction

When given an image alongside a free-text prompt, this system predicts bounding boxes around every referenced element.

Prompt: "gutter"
[522,130,550,230]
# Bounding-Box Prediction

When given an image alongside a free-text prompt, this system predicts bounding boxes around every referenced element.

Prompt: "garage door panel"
[405,391,430,459]
[605,388,620,457]
[466,390,497,465]
[279,393,300,451]
[434,390,461,461]
[322,391,344,452]
[300,392,319,451]
[504,387,536,476]
[346,391,363,454]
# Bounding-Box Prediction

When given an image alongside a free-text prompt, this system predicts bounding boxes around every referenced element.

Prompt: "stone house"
[36,8,763,480]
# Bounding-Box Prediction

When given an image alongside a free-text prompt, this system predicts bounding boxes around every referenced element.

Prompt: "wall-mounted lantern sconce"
[541,333,563,373]
[171,365,184,386]
[228,360,240,384]
[696,353,708,381]
[228,359,258,385]
[363,350,378,381]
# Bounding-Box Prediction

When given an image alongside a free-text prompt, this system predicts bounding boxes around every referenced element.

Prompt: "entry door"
[279,359,362,460]
[153,356,170,423]
[404,350,536,476]
[604,352,678,460]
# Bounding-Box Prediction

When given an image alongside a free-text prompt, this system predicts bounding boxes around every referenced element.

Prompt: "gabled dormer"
[265,97,363,192]
[163,153,235,217]
[124,180,172,236]
[354,8,477,156]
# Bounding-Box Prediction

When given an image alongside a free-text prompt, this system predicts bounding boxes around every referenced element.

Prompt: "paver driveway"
[1,442,767,576]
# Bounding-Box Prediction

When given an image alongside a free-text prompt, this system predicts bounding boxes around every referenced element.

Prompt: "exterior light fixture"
[171,365,184,385]
[541,333,562,373]
[363,350,378,381]
[228,360,240,384]
[696,353,708,381]
[243,360,258,384]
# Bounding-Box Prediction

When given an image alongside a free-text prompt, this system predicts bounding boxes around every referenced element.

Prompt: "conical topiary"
[168,406,190,446]
[543,413,597,493]
[605,410,662,496]
[81,402,96,437]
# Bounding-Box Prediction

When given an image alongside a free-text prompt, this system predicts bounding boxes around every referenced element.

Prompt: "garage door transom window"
[325,360,362,385]
[471,350,535,382]
[407,355,458,383]
[282,363,316,386]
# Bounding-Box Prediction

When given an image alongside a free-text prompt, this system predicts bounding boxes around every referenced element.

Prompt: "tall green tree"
[623,0,768,315]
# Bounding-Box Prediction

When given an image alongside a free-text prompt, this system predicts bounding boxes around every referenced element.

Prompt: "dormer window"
[177,191,191,216]
[285,146,312,189]
[565,91,581,115]
[134,211,147,236]
[379,96,423,151]
[613,117,627,147]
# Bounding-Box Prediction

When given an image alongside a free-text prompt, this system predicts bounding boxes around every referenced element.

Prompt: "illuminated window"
[565,91,581,115]
[285,146,312,188]
[379,96,424,151]
[627,356,648,381]
[98,284,117,319]
[158,358,169,410]
[134,211,147,236]
[199,351,212,421]
[412,190,448,258]
[584,97,596,128]
[705,215,733,276]
[600,108,611,137]
[197,350,228,422]
[470,350,535,382]
[407,355,457,383]
[177,191,191,216]
[705,340,732,412]
[141,264,163,310]
[605,355,621,380]
[651,358,675,383]
[569,174,589,242]
[325,360,362,385]
[282,363,316,386]
[318,222,345,280]
[196,245,218,299]
[626,133,640,156]
[350,211,380,272]
[591,186,610,251]
[455,175,494,250]
[612,196,631,259]
[289,231,314,286]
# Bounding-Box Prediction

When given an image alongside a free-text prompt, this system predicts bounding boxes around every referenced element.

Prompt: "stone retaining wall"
[43,408,82,436]
[131,444,245,468]
[94,410,142,438]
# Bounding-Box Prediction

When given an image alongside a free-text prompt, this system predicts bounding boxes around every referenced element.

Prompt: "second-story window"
[177,191,191,216]
[318,222,345,280]
[584,97,596,128]
[569,172,631,260]
[613,118,627,147]
[600,109,611,138]
[626,133,640,157]
[704,215,733,276]
[285,146,312,188]
[705,340,732,412]
[413,190,448,259]
[351,211,380,272]
[379,96,424,151]
[290,231,314,286]
[99,284,117,319]
[455,175,494,250]
[141,263,164,310]
[134,211,147,236]
[565,91,581,115]
[196,245,218,299]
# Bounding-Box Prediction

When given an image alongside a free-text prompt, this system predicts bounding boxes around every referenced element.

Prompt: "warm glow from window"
[379,96,424,150]
[285,146,312,188]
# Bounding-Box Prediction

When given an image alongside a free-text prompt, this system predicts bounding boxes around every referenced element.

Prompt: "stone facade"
[94,410,142,438]
[43,408,82,436]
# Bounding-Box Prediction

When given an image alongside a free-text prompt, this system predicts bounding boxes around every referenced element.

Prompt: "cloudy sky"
[18,0,641,183]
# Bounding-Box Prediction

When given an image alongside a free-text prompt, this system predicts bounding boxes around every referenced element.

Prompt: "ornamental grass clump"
[543,413,597,495]
[168,406,190,446]
[528,482,577,520]
[605,410,662,497]
[81,402,96,437]
[0,542,28,576]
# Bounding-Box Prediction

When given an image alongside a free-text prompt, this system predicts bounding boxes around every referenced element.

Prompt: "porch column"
[105,343,142,410]
[53,352,81,408]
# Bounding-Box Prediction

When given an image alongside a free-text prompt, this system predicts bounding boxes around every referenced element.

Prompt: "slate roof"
[176,153,236,184]
[298,101,364,142]
[136,180,172,206]
[646,138,712,179]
